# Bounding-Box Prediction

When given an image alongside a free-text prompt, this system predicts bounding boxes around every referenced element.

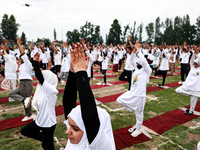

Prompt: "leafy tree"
[80,21,103,45]
[181,14,196,45]
[92,25,103,44]
[129,21,137,43]
[121,24,129,44]
[53,28,57,40]
[163,18,175,45]
[21,32,26,45]
[107,19,122,45]
[174,16,183,45]
[138,23,143,42]
[1,14,20,42]
[196,16,200,44]
[145,22,154,43]
[80,21,94,43]
[36,38,51,47]
[154,17,163,45]
[43,38,51,47]
[66,29,80,44]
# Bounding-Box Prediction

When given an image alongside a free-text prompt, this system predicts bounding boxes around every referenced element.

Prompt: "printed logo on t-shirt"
[196,71,200,76]
[132,75,138,85]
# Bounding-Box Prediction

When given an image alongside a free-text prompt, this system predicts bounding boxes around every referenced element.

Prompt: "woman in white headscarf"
[21,52,58,150]
[117,40,152,137]
[62,42,115,150]
[175,52,200,115]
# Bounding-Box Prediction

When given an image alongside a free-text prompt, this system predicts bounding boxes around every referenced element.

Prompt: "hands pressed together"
[70,42,89,73]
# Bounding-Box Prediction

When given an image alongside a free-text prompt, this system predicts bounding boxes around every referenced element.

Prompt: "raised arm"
[32,52,44,85]
[17,38,25,55]
[72,43,100,144]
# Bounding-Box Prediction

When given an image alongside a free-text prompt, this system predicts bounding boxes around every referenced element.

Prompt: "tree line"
[0,14,200,46]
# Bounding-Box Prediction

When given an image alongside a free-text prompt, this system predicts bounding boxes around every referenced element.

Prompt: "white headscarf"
[64,105,115,150]
[194,59,200,65]
[32,70,58,111]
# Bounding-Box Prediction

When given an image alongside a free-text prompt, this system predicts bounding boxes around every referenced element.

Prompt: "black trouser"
[102,70,107,84]
[91,65,94,78]
[119,59,122,70]
[0,68,4,77]
[119,69,133,90]
[50,52,54,66]
[98,61,102,73]
[181,63,188,82]
[40,62,48,70]
[21,121,56,150]
[155,70,167,86]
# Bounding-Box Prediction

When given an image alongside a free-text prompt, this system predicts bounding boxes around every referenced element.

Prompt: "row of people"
[0,37,199,149]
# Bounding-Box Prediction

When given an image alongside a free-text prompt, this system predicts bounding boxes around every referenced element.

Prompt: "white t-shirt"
[152,50,160,66]
[97,51,103,62]
[31,48,38,59]
[125,53,135,71]
[86,51,94,78]
[36,81,58,127]
[61,54,70,72]
[102,57,109,70]
[4,54,18,79]
[40,51,49,63]
[180,51,190,64]
[113,50,119,64]
[159,49,170,71]
[54,51,62,65]
[118,50,124,59]
[18,54,32,80]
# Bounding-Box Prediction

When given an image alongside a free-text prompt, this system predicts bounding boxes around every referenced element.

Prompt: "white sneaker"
[131,129,141,137]
[24,97,31,108]
[178,81,183,84]
[21,116,32,122]
[106,83,112,86]
[128,126,136,133]
[31,114,37,120]
[102,83,106,85]
[9,97,15,102]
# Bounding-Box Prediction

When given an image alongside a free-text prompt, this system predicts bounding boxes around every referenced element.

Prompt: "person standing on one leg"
[0,42,18,102]
[117,40,152,137]
[21,52,58,150]
[50,41,62,79]
[154,46,170,87]
[119,35,135,90]
[9,38,34,122]
[176,54,200,115]
[179,42,190,84]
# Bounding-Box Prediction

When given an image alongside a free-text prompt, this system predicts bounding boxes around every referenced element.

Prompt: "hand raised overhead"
[135,40,141,51]
[33,52,40,62]
[17,38,23,46]
[70,43,89,73]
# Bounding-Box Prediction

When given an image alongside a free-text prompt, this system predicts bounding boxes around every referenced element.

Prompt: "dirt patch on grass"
[107,101,123,109]
[93,84,127,98]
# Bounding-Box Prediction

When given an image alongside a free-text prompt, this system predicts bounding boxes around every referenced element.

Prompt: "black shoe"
[184,109,189,114]
[188,111,193,115]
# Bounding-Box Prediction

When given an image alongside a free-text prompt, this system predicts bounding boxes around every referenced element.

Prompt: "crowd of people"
[0,36,200,149]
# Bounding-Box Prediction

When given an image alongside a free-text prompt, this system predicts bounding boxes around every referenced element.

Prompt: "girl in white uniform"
[117,40,152,137]
[21,52,58,150]
[175,53,200,115]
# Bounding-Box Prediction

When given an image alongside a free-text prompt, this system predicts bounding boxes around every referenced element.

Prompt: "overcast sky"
[0,0,199,42]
